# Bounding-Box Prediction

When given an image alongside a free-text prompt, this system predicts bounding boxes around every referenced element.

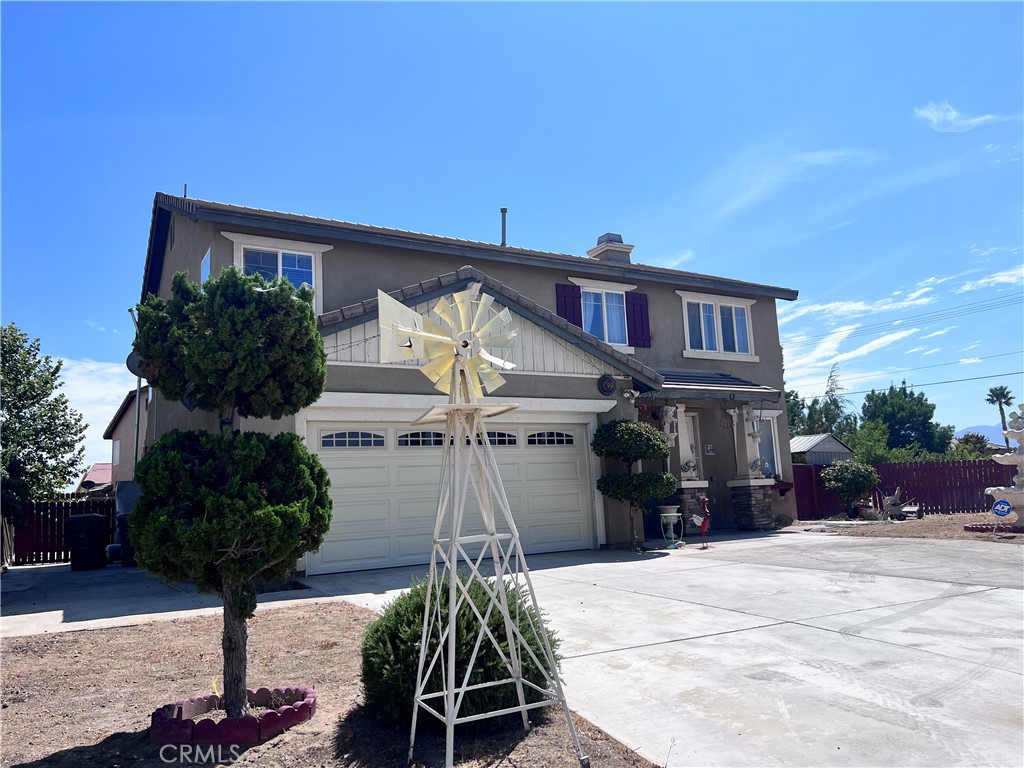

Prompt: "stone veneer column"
[727,478,776,531]
[677,480,709,535]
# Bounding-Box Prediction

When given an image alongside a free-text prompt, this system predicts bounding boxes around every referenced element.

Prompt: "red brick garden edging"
[149,685,317,746]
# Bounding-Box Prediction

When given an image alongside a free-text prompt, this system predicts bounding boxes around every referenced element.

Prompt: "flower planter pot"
[150,685,317,746]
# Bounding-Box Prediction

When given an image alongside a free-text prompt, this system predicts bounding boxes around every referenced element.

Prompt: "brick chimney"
[587,233,634,264]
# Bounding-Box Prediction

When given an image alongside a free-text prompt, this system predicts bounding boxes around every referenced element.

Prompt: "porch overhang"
[639,368,781,404]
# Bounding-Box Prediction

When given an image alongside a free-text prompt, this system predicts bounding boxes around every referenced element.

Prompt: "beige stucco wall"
[108,392,149,486]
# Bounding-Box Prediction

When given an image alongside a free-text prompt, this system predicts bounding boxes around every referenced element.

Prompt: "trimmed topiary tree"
[591,419,677,551]
[361,574,560,731]
[131,268,331,719]
[820,459,880,514]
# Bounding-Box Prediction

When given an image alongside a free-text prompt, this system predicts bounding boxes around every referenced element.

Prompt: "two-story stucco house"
[137,192,798,574]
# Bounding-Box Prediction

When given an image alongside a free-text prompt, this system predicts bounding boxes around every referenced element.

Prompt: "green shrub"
[596,472,677,511]
[361,574,559,731]
[590,420,668,469]
[820,459,880,508]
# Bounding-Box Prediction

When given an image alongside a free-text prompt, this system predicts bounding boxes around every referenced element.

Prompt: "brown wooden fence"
[793,460,1015,520]
[11,493,117,565]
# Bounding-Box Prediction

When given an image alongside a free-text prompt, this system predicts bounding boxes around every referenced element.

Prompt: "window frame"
[222,232,333,315]
[753,409,782,478]
[320,430,386,448]
[112,439,120,466]
[568,277,636,351]
[676,290,759,362]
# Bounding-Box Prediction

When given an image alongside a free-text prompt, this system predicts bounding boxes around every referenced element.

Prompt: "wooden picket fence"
[11,493,117,565]
[793,460,1016,520]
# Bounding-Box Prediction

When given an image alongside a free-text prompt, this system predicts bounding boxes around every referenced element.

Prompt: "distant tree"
[849,420,891,465]
[948,432,991,460]
[861,381,954,454]
[131,269,331,719]
[785,388,808,436]
[985,386,1015,449]
[788,367,858,443]
[0,324,87,520]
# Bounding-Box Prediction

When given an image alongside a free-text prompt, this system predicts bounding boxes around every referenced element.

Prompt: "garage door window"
[398,431,447,447]
[484,430,517,446]
[321,431,385,448]
[527,431,574,446]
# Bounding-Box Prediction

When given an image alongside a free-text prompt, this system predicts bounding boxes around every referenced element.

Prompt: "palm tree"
[986,386,1015,449]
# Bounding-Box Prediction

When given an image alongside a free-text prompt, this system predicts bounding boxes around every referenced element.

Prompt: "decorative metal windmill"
[377,284,588,768]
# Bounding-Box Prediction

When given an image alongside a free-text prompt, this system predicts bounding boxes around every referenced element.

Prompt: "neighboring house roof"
[789,434,854,453]
[76,463,112,492]
[648,368,782,404]
[103,386,148,440]
[142,192,799,303]
[319,265,664,390]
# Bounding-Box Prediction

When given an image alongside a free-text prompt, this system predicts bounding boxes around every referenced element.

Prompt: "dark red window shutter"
[626,291,651,348]
[555,283,582,327]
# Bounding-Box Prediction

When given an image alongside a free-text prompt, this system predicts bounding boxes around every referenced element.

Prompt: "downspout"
[128,309,142,469]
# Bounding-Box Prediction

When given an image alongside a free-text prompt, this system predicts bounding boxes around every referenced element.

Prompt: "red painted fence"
[11,493,117,565]
[793,460,1015,520]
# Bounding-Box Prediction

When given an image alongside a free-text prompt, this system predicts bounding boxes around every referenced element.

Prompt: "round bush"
[820,459,880,508]
[361,574,560,731]
[590,419,669,468]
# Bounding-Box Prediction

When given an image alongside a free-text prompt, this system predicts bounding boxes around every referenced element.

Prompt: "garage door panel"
[496,462,522,482]
[527,491,583,515]
[526,459,582,482]
[397,464,443,486]
[315,535,391,567]
[528,523,586,548]
[396,497,437,521]
[330,464,391,488]
[330,498,391,525]
[395,533,433,558]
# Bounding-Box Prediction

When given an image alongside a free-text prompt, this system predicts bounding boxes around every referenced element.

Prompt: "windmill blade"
[422,339,455,361]
[452,285,479,333]
[377,290,425,362]
[463,365,484,402]
[480,349,516,370]
[474,307,512,338]
[470,356,507,393]
[432,296,457,329]
[421,354,456,385]
[471,293,495,332]
[477,329,518,348]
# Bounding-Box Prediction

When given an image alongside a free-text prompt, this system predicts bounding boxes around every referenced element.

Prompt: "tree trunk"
[999,404,1009,449]
[221,586,251,719]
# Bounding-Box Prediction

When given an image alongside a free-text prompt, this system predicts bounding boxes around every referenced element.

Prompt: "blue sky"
[2,1,1022,475]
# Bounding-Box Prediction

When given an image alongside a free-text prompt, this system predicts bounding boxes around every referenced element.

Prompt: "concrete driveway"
[3,530,1022,767]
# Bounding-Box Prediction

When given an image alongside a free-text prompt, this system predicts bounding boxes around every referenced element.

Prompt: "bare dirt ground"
[796,510,1024,544]
[1,601,655,768]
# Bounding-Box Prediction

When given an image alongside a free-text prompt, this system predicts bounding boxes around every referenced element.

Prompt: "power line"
[783,295,1023,350]
[798,371,1024,402]
[834,351,1024,384]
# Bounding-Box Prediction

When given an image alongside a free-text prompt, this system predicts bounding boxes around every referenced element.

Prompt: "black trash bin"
[66,514,109,571]
[117,512,136,567]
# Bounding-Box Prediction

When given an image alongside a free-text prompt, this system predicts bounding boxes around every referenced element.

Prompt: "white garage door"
[305,421,594,574]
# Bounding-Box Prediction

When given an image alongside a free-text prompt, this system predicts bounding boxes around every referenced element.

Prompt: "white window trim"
[222,231,333,316]
[568,276,636,352]
[676,290,759,362]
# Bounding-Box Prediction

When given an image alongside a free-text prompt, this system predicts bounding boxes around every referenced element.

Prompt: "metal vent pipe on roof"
[500,207,507,247]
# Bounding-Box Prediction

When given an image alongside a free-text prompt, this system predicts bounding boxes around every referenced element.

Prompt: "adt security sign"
[992,499,1012,517]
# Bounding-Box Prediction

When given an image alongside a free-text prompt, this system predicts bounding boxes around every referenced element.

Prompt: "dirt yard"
[1,600,655,768]
[796,510,1024,544]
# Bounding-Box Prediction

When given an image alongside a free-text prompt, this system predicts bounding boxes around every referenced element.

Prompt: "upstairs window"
[556,277,651,349]
[243,248,313,290]
[222,232,333,315]
[678,291,758,361]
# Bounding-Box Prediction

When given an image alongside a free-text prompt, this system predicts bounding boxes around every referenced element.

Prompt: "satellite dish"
[125,350,144,377]
[377,283,517,401]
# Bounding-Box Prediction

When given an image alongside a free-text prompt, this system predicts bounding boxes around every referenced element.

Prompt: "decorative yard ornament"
[377,285,588,768]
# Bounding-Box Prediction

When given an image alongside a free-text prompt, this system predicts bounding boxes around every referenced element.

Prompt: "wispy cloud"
[905,346,927,354]
[960,357,983,364]
[661,249,695,268]
[712,147,877,220]
[957,265,1024,292]
[777,292,937,326]
[59,358,138,487]
[913,100,1012,133]
[84,319,120,334]
[827,329,921,366]
[920,326,956,339]
[923,348,941,356]
[961,341,982,351]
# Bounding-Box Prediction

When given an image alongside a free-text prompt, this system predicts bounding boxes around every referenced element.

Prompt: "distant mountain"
[955,424,1005,443]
